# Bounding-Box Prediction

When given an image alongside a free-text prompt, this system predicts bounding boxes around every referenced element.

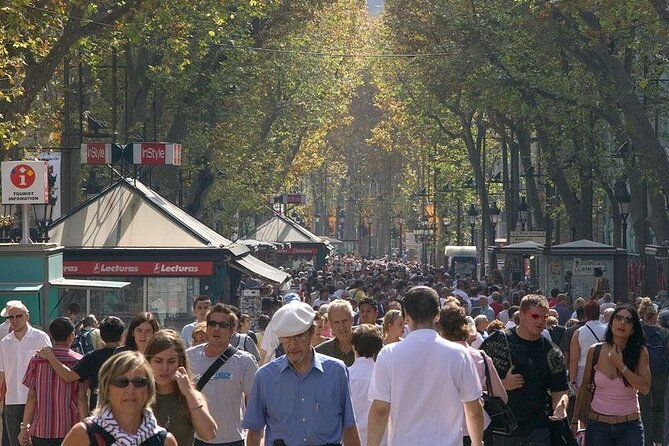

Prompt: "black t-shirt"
[73,347,116,391]
[481,328,569,437]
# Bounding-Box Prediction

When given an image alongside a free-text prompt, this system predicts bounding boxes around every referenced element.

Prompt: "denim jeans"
[585,419,644,446]
[492,427,551,446]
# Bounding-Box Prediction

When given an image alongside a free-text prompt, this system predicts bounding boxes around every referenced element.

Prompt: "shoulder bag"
[482,346,518,436]
[572,343,603,426]
[196,346,238,391]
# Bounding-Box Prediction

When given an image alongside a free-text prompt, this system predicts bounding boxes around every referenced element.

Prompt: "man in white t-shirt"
[368,286,484,446]
[0,301,51,446]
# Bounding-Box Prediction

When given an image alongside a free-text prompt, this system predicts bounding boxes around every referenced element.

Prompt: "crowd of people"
[0,256,666,446]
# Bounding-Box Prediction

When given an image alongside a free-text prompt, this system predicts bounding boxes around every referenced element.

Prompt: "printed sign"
[63,261,214,276]
[1,161,49,204]
[132,143,182,165]
[275,247,318,255]
[80,143,112,164]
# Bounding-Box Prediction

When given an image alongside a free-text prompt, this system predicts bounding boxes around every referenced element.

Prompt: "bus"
[444,246,478,280]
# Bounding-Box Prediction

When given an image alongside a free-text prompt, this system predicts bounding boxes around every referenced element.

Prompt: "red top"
[22,345,86,439]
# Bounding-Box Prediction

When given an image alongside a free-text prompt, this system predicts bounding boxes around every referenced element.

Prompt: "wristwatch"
[19,422,30,430]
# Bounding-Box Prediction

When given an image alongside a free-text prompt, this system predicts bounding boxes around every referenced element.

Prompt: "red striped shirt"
[22,345,86,439]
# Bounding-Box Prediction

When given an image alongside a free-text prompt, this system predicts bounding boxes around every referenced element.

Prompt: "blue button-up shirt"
[242,350,356,445]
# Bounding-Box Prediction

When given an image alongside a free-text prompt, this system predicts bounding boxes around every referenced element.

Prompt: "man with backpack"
[71,315,99,355]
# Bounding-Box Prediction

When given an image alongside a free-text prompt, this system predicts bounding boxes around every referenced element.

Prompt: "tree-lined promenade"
[1,1,668,268]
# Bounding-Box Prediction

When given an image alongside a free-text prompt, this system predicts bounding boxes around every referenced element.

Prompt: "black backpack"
[72,329,95,355]
[643,325,669,374]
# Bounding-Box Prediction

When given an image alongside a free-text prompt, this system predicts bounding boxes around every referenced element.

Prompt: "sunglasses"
[528,313,548,321]
[110,376,150,388]
[614,314,634,325]
[6,314,25,320]
[207,320,233,329]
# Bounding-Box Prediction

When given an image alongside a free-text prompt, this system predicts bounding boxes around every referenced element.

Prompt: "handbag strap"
[481,350,495,397]
[585,324,601,342]
[196,345,238,391]
[587,343,603,393]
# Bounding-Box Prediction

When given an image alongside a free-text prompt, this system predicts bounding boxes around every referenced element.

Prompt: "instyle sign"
[80,142,112,164]
[132,143,182,166]
[63,261,213,276]
[1,161,49,204]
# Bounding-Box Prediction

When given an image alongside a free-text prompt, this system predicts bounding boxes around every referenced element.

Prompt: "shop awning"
[0,283,43,293]
[49,278,131,290]
[230,254,290,285]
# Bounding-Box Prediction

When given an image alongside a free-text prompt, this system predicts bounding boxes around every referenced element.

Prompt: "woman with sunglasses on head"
[116,312,160,355]
[145,330,217,446]
[62,350,177,446]
[575,304,651,445]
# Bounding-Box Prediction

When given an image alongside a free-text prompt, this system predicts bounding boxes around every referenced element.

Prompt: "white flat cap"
[273,302,316,337]
[1,300,28,317]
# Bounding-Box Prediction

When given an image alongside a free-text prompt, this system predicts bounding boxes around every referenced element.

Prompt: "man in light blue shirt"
[243,302,360,446]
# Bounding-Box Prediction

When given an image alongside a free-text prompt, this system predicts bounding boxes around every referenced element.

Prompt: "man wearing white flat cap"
[0,301,51,446]
[243,302,360,446]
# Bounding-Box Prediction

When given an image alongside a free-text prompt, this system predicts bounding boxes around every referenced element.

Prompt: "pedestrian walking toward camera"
[0,301,51,446]
[243,301,360,446]
[481,294,569,445]
[572,304,650,445]
[61,351,176,446]
[145,330,217,446]
[186,304,257,446]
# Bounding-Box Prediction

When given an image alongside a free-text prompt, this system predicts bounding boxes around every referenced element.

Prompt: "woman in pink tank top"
[581,304,651,446]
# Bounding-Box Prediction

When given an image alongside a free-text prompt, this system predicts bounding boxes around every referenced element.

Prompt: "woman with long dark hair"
[577,304,651,445]
[116,313,160,355]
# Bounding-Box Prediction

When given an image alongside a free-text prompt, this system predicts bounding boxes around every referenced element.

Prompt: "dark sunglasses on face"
[207,320,233,329]
[110,376,150,388]
[614,314,634,324]
[6,314,25,320]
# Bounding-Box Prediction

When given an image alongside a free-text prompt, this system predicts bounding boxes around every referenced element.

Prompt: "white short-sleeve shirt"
[368,329,482,446]
[0,325,52,405]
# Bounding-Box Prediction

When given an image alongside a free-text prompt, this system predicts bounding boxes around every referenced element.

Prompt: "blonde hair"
[96,351,156,415]
[382,310,403,337]
[638,297,658,322]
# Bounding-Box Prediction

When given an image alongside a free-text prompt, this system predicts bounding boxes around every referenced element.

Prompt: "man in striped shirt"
[18,318,87,446]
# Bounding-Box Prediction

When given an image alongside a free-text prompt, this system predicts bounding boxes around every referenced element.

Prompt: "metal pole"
[622,218,628,250]
[399,223,403,258]
[19,204,31,244]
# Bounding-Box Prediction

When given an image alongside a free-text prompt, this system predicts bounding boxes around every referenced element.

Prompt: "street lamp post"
[314,213,321,235]
[467,204,478,246]
[518,196,529,231]
[615,180,632,249]
[338,208,345,240]
[489,201,501,273]
[398,217,404,259]
[367,219,373,257]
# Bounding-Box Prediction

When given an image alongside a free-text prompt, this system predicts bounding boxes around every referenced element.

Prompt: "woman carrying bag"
[572,304,651,445]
